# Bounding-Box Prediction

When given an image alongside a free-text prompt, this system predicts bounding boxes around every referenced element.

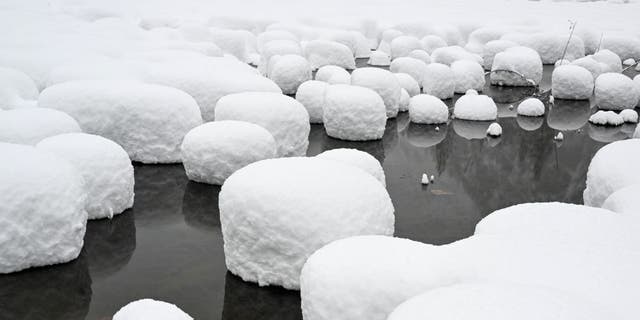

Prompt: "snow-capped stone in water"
[422,63,455,99]
[113,299,193,320]
[584,139,640,207]
[390,35,422,59]
[315,65,351,85]
[517,98,545,117]
[38,80,202,163]
[554,132,564,141]
[399,88,410,112]
[351,67,401,118]
[571,56,606,80]
[409,94,449,124]
[551,65,594,100]
[421,173,430,185]
[451,60,485,93]
[589,110,624,126]
[295,80,328,123]
[304,40,355,70]
[0,143,87,273]
[390,57,428,84]
[220,158,394,289]
[36,133,134,220]
[408,49,431,64]
[316,148,386,186]
[482,39,517,70]
[431,46,481,66]
[601,35,640,61]
[215,92,310,157]
[595,73,640,110]
[486,122,502,136]
[623,58,636,66]
[267,54,312,95]
[368,51,391,66]
[453,93,497,121]
[0,108,81,145]
[0,66,39,110]
[529,33,585,64]
[620,109,639,123]
[323,84,387,141]
[602,184,640,215]
[394,73,420,97]
[490,46,543,86]
[592,49,623,73]
[421,35,447,54]
[180,121,277,185]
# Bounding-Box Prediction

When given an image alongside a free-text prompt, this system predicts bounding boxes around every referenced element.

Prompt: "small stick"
[560,20,577,62]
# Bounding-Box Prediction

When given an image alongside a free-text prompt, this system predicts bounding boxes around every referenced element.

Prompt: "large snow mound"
[421,63,455,99]
[551,65,594,100]
[219,158,394,289]
[323,84,387,141]
[295,80,329,123]
[38,80,202,163]
[267,54,312,95]
[351,67,401,118]
[316,148,386,186]
[0,108,81,145]
[451,60,485,93]
[594,73,639,110]
[113,299,193,320]
[453,93,497,121]
[0,143,87,273]
[0,66,39,110]
[36,133,134,220]
[490,46,542,86]
[409,94,449,124]
[304,40,355,70]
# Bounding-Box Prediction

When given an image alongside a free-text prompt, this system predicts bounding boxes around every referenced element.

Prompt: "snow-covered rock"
[390,36,423,59]
[486,122,502,136]
[113,299,193,320]
[295,80,328,123]
[267,54,312,95]
[551,65,594,100]
[620,109,639,123]
[180,120,277,185]
[314,65,351,85]
[451,60,485,93]
[368,51,391,66]
[482,40,517,70]
[601,184,640,215]
[351,67,401,118]
[220,158,394,289]
[0,66,39,110]
[304,40,355,70]
[421,35,447,54]
[394,73,420,97]
[408,49,431,64]
[601,35,640,61]
[316,148,386,186]
[0,108,81,145]
[399,88,410,112]
[422,63,455,99]
[453,93,497,121]
[323,84,387,141]
[517,98,545,117]
[389,57,428,84]
[589,110,624,126]
[36,133,134,220]
[592,49,623,73]
[431,46,482,66]
[490,46,542,86]
[215,92,309,157]
[594,73,639,110]
[571,56,606,80]
[409,94,449,124]
[584,139,640,207]
[38,80,202,163]
[0,143,87,273]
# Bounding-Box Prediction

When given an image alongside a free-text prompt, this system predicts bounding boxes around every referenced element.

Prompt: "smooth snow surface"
[453,93,497,121]
[517,98,545,117]
[551,65,594,100]
[267,54,312,95]
[304,40,355,70]
[316,148,386,186]
[0,66,39,110]
[368,51,391,66]
[486,122,502,136]
[601,184,640,215]
[0,108,81,145]
[594,73,639,110]
[113,299,193,320]
[351,67,401,118]
[323,84,387,141]
[421,63,455,100]
[490,46,542,86]
[409,94,449,124]
[295,80,329,123]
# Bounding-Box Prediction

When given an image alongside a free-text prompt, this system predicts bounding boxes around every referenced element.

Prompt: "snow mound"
[421,35,447,54]
[259,39,303,74]
[0,143,87,273]
[220,158,394,289]
[431,46,481,65]
[36,133,134,220]
[399,88,410,112]
[0,66,39,110]
[323,84,387,141]
[571,56,606,80]
[451,60,485,93]
[181,120,276,185]
[215,92,309,157]
[351,67,401,118]
[529,33,585,64]
[422,63,455,99]
[316,148,386,186]
[595,73,639,110]
[601,35,640,61]
[551,65,594,100]
[390,57,428,84]
[257,30,298,53]
[482,40,517,70]
[592,49,623,73]
[38,80,202,163]
[517,98,545,117]
[0,108,81,145]
[113,299,193,320]
[368,51,391,66]
[602,184,640,215]
[394,73,420,97]
[267,54,312,95]
[295,80,329,123]
[390,36,423,59]
[486,122,502,136]
[490,46,542,86]
[408,49,431,64]
[304,40,355,70]
[589,110,624,126]
[453,93,497,121]
[409,94,449,124]
[621,109,638,124]
[315,65,351,85]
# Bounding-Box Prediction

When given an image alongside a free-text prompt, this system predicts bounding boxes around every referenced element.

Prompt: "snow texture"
[453,93,497,121]
[390,36,423,59]
[594,73,639,110]
[422,63,455,99]
[113,299,193,320]
[368,51,391,66]
[409,94,449,124]
[267,54,312,95]
[527,33,585,64]
[259,39,303,74]
[389,57,428,84]
[316,148,386,186]
[482,40,517,70]
[0,108,81,145]
[0,66,39,110]
[304,40,355,70]
[315,65,351,85]
[323,84,387,141]
[517,98,545,117]
[451,60,486,93]
[351,67,401,118]
[394,73,420,97]
[399,88,410,112]
[421,35,447,54]
[589,110,624,126]
[295,80,329,123]
[490,46,543,86]
[592,49,623,73]
[601,35,640,61]
[431,46,482,66]
[620,109,639,123]
[571,56,606,80]
[551,65,594,100]
[408,50,431,64]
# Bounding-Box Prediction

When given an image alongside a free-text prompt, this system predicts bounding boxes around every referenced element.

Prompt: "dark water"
[1,64,638,320]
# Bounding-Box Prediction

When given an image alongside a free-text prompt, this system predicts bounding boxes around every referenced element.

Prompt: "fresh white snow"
[409,94,449,124]
[0,108,82,145]
[323,84,387,141]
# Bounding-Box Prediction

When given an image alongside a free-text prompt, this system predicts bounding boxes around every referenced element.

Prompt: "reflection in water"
[404,122,447,148]
[182,181,222,230]
[547,99,591,131]
[84,211,136,279]
[131,163,189,226]
[517,115,544,131]
[588,123,630,143]
[452,119,492,140]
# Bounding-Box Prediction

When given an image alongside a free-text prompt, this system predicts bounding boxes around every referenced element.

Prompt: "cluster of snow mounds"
[584,139,640,207]
[453,91,497,121]
[571,56,607,80]
[304,40,355,70]
[592,49,623,73]
[602,184,640,215]
[295,80,328,123]
[180,121,277,185]
[551,65,594,100]
[431,46,481,66]
[0,66,39,109]
[38,80,203,163]
[490,46,543,86]
[316,148,386,186]
[389,57,428,84]
[315,65,350,85]
[409,94,449,124]
[451,60,485,93]
[267,54,312,95]
[594,73,639,110]
[517,98,545,117]
[113,299,193,320]
[368,51,391,66]
[0,108,81,145]
[215,92,310,157]
[351,67,401,118]
[219,157,394,289]
[0,143,87,273]
[589,111,624,126]
[421,63,455,99]
[37,133,134,220]
[323,84,387,141]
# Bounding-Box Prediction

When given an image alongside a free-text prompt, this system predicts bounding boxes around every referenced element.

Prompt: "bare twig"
[560,20,577,62]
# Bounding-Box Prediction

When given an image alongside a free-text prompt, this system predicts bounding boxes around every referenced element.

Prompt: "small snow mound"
[409,94,449,124]
[421,173,430,185]
[113,299,193,320]
[589,110,624,126]
[316,148,386,186]
[408,49,431,64]
[482,40,518,70]
[623,58,636,66]
[554,132,564,141]
[431,46,481,66]
[0,66,39,110]
[267,54,312,95]
[551,65,594,100]
[453,93,497,121]
[421,35,447,54]
[295,80,329,123]
[517,98,545,117]
[486,122,502,136]
[390,57,428,84]
[394,73,420,97]
[422,63,455,100]
[323,84,387,141]
[351,67,401,118]
[0,108,81,145]
[451,60,485,93]
[315,65,351,85]
[595,73,640,110]
[571,56,606,80]
[592,49,623,73]
[620,109,639,123]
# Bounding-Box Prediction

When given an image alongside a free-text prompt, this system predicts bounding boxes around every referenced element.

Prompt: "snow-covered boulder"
[602,184,640,215]
[368,51,391,66]
[422,63,455,99]
[389,57,428,84]
[113,299,193,320]
[267,54,312,95]
[304,40,355,70]
[295,80,328,123]
[38,80,202,163]
[315,65,350,85]
[316,148,386,186]
[390,36,423,59]
[589,110,624,126]
[180,121,277,185]
[0,108,81,145]
[592,49,623,73]
[421,35,447,54]
[482,40,517,70]
[517,98,545,117]
[551,65,594,100]
[595,73,639,110]
[215,92,310,157]
[408,49,431,64]
[323,84,387,141]
[0,143,87,273]
[571,56,606,80]
[451,60,485,93]
[351,67,401,118]
[220,158,394,289]
[490,46,543,86]
[529,33,585,64]
[394,73,420,97]
[453,92,497,121]
[584,139,640,207]
[409,94,449,124]
[601,35,640,61]
[0,66,39,110]
[36,133,134,220]
[431,46,481,66]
